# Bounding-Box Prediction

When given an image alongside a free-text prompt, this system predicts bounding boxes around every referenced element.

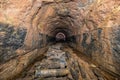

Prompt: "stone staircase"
[34,43,71,80]
[16,43,118,80]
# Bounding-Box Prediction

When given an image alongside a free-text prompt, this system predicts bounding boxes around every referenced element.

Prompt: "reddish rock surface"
[0,0,120,80]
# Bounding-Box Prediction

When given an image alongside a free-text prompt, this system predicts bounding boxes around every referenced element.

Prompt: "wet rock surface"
[111,26,120,74]
[0,23,26,63]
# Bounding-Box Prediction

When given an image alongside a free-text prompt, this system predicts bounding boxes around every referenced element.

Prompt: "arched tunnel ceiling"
[45,20,75,37]
[38,3,79,37]
[0,0,120,80]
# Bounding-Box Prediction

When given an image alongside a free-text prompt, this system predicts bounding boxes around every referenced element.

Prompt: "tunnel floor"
[16,43,116,80]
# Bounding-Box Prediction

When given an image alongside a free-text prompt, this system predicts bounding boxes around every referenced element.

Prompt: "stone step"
[34,44,72,80]
[36,61,67,69]
[35,69,70,78]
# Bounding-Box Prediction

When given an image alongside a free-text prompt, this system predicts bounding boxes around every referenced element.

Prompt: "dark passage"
[56,32,66,41]
[46,26,77,44]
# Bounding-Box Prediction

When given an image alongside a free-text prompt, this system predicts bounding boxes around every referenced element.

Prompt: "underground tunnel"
[0,0,120,80]
[46,20,77,44]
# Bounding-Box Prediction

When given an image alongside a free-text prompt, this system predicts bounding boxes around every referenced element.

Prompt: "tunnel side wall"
[0,0,120,76]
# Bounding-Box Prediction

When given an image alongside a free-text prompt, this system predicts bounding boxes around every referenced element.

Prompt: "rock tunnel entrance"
[47,27,77,44]
[44,18,78,44]
[0,0,120,80]
[47,27,76,43]
[55,32,66,41]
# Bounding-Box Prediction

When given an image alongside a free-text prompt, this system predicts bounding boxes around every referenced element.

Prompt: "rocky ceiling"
[0,0,120,80]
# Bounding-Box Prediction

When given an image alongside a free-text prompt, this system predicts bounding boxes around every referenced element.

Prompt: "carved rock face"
[0,0,120,80]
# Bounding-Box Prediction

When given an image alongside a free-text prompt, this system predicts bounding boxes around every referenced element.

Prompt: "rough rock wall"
[0,0,120,79]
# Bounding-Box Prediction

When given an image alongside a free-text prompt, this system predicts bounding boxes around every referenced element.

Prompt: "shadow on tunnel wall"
[69,25,120,77]
[0,22,46,64]
[111,26,120,75]
[0,22,26,64]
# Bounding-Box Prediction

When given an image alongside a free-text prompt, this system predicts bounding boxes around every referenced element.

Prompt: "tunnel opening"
[47,27,76,44]
[44,19,78,44]
[55,32,66,42]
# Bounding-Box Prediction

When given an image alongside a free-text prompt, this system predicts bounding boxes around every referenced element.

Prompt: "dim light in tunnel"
[55,32,66,41]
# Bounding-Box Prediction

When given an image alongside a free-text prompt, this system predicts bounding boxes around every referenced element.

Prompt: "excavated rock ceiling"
[0,0,120,80]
